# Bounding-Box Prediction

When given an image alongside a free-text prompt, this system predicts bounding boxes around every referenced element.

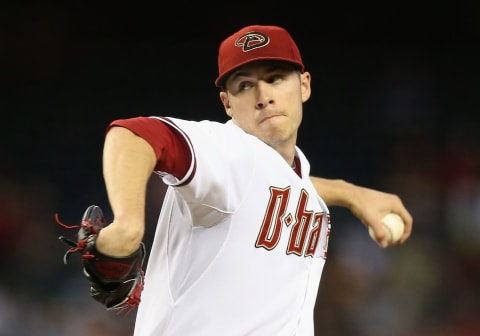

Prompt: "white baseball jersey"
[133,117,331,336]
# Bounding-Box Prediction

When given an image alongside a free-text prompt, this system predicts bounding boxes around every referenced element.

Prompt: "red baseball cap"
[215,25,305,87]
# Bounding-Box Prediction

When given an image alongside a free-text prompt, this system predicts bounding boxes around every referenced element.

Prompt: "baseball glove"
[55,205,146,314]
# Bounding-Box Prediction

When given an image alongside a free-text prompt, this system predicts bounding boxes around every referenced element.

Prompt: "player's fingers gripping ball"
[368,213,405,245]
[55,205,146,314]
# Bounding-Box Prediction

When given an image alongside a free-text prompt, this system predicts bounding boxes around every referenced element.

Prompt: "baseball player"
[57,25,412,335]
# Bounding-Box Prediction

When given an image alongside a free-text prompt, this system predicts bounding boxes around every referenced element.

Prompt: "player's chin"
[258,126,292,144]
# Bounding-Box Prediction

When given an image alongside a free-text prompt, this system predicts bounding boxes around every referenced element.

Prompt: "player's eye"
[238,81,253,91]
[266,74,283,84]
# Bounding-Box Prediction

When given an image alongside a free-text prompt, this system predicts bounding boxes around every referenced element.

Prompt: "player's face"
[220,61,311,158]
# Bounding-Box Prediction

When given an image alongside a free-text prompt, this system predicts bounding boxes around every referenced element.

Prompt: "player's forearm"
[311,176,413,245]
[96,126,157,256]
[310,176,356,208]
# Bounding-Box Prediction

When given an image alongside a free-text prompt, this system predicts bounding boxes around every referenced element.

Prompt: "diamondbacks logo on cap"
[215,25,304,87]
[235,32,270,52]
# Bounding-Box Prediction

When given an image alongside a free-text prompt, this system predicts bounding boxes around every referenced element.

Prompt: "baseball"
[368,213,405,244]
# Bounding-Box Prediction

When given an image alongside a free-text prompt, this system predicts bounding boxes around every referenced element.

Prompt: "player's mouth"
[259,114,283,124]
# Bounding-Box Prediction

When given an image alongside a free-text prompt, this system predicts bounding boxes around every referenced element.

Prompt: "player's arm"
[96,117,192,257]
[55,118,191,312]
[55,125,155,312]
[95,126,157,256]
[310,176,413,247]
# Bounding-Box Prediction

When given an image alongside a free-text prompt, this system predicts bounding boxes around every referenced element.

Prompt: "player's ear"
[220,92,233,117]
[300,72,311,103]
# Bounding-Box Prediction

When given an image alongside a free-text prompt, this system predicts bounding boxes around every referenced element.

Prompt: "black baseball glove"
[55,205,146,314]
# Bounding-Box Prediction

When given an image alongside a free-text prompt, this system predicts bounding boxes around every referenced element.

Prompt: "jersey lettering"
[256,187,290,250]
[305,213,323,257]
[287,189,314,256]
[256,186,324,257]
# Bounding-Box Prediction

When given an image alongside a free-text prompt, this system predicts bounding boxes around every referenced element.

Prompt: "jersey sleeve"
[107,117,191,179]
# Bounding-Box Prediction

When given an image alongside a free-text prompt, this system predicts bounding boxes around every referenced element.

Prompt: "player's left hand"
[348,185,413,248]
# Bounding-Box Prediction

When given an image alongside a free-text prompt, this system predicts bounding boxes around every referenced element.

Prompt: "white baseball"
[368,213,405,244]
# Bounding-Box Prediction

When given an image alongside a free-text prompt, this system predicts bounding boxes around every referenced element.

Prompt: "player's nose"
[255,81,274,109]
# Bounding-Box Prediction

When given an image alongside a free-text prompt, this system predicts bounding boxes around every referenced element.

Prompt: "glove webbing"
[55,212,102,264]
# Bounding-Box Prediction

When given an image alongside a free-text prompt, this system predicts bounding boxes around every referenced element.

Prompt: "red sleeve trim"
[107,117,191,179]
